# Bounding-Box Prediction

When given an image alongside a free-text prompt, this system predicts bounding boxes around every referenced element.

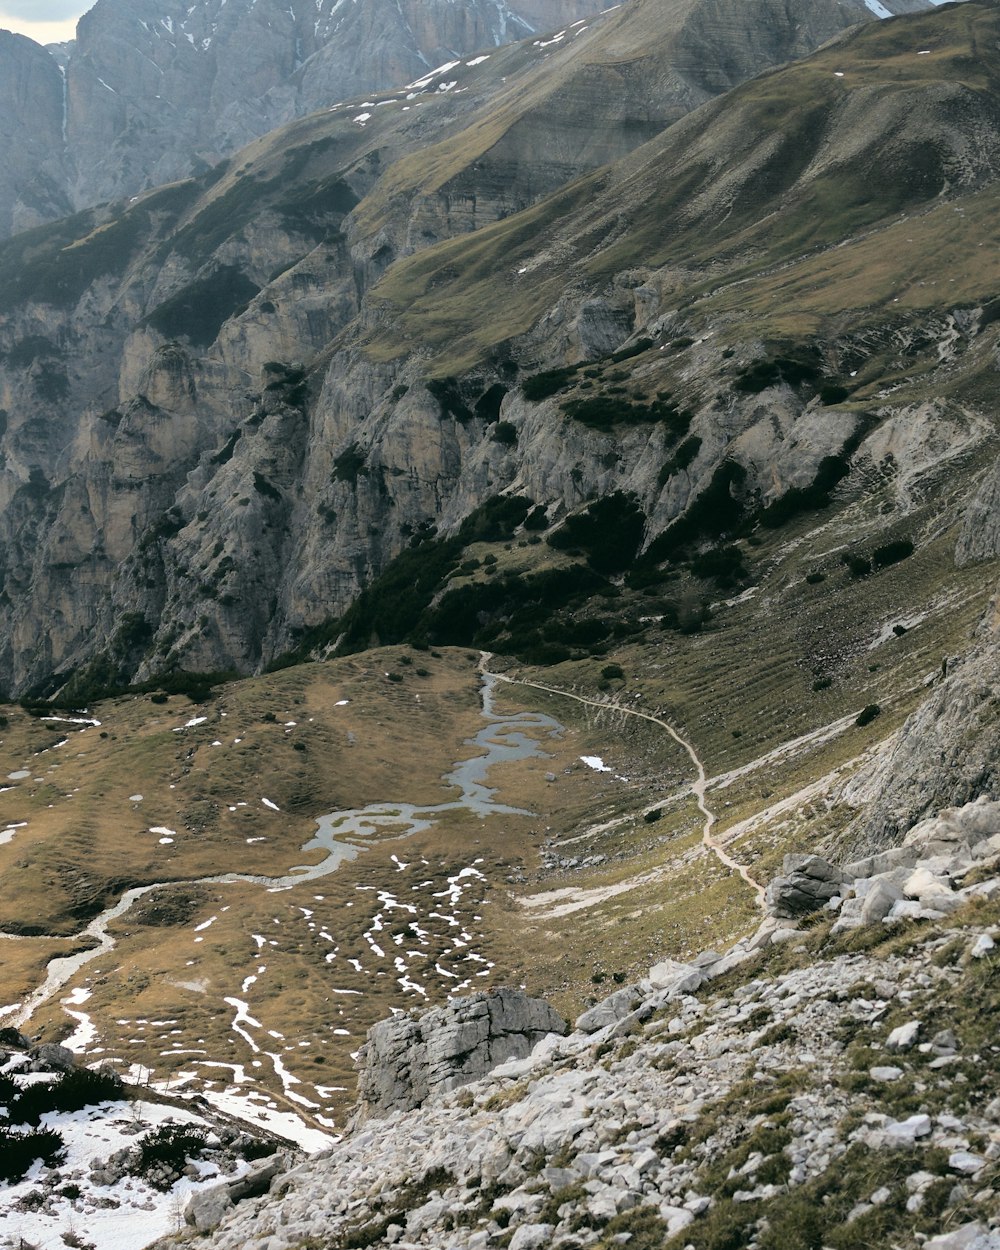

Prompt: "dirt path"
[489,667,766,907]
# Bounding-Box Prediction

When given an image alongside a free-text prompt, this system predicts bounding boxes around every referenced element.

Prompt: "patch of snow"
[580,755,612,773]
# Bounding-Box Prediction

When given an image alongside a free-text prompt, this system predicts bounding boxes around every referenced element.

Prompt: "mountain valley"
[1,0,1000,1245]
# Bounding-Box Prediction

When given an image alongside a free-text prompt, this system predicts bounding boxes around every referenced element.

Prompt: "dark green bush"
[659,435,702,485]
[127,1123,211,1190]
[333,445,368,483]
[426,377,473,423]
[872,539,914,568]
[644,461,747,565]
[548,493,645,574]
[820,384,850,404]
[475,384,507,422]
[253,473,282,502]
[609,337,654,362]
[601,664,624,680]
[734,354,820,393]
[805,572,826,584]
[690,545,747,589]
[10,1067,124,1127]
[561,392,680,434]
[856,704,881,727]
[458,495,532,543]
[491,421,518,447]
[523,505,549,532]
[144,266,260,348]
[0,1127,65,1181]
[521,366,579,400]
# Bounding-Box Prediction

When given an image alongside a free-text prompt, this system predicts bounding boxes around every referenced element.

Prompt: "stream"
[1,672,564,1031]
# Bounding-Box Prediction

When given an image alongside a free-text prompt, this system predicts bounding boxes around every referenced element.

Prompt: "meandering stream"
[1,672,564,1031]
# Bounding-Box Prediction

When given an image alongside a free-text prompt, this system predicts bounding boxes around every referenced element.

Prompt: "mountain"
[0,0,608,238]
[2,4,1000,1241]
[0,0,969,704]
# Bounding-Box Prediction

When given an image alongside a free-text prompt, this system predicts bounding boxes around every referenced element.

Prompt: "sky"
[0,2,89,42]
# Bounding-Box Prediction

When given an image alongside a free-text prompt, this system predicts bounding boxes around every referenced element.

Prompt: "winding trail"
[488,667,766,906]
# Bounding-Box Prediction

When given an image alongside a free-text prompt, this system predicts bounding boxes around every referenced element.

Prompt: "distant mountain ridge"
[0,0,607,239]
[0,0,987,706]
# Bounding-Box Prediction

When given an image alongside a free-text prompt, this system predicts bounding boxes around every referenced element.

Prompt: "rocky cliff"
[0,0,609,238]
[1,0,994,712]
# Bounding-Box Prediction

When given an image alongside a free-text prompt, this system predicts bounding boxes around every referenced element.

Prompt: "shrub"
[734,353,820,393]
[475,384,507,422]
[658,435,702,485]
[458,495,532,544]
[856,704,881,727]
[805,572,826,584]
[127,1123,211,1190]
[690,545,747,589]
[0,1127,65,1182]
[812,677,833,692]
[521,366,579,400]
[547,492,645,574]
[560,392,681,433]
[9,1066,124,1127]
[144,266,260,348]
[523,505,549,531]
[820,383,850,404]
[643,460,747,565]
[609,337,653,362]
[844,554,872,578]
[426,377,473,423]
[871,539,914,569]
[491,421,518,447]
[332,444,368,483]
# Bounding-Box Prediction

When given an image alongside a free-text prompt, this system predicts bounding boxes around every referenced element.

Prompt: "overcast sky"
[0,2,89,42]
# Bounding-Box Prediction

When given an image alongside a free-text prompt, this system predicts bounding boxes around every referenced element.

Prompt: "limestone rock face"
[0,0,995,699]
[843,604,1000,853]
[956,453,1000,566]
[0,32,71,236]
[0,0,607,239]
[355,988,567,1118]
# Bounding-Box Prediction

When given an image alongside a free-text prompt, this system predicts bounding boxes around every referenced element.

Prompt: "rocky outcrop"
[764,854,847,919]
[842,602,1000,853]
[355,988,567,1119]
[183,1154,288,1234]
[759,797,1000,937]
[957,454,1000,565]
[149,796,1000,1250]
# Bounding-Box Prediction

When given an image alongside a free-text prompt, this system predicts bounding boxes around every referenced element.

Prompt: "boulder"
[509,1224,556,1250]
[886,1021,921,1051]
[925,1223,998,1250]
[576,984,646,1034]
[185,1184,234,1233]
[647,960,703,995]
[27,1043,76,1073]
[861,879,905,925]
[765,855,846,918]
[356,988,566,1118]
